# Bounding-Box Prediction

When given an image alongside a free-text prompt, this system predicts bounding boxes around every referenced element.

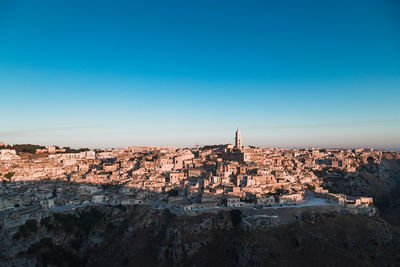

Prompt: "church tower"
[235,128,242,149]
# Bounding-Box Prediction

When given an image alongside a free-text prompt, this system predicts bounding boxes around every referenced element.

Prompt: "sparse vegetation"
[53,209,103,235]
[60,147,90,153]
[14,219,38,239]
[41,216,54,231]
[53,213,78,233]
[27,237,54,253]
[6,203,400,267]
[0,144,45,154]
[4,172,15,180]
[39,247,82,266]
[230,209,242,226]
[70,237,83,250]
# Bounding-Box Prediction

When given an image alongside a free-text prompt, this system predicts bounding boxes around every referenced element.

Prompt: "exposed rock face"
[1,205,400,267]
[323,158,400,226]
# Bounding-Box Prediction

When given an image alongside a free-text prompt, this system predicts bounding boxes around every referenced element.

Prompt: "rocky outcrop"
[322,158,400,225]
[1,205,399,267]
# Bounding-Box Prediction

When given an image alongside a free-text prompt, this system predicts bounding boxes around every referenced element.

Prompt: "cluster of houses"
[1,132,397,218]
[314,188,373,208]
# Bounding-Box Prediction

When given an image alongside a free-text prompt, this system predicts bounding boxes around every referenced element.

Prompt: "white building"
[40,199,55,209]
[0,149,20,161]
[227,197,243,207]
[92,195,105,203]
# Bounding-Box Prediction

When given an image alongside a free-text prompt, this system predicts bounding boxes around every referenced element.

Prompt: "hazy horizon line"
[1,141,399,152]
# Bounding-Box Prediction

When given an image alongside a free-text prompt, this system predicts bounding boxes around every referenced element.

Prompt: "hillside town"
[1,130,398,228]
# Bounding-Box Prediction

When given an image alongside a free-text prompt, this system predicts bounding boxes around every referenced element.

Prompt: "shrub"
[70,237,83,250]
[230,209,242,226]
[54,213,78,233]
[77,210,102,234]
[61,147,89,153]
[41,216,54,231]
[9,144,45,154]
[40,248,82,266]
[27,238,54,253]
[106,222,116,231]
[4,172,15,180]
[14,219,38,239]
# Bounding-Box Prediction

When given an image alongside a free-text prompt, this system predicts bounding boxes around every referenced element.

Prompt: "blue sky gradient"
[0,0,399,149]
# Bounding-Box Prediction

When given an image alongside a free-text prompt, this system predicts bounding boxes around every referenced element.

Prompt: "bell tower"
[235,128,242,149]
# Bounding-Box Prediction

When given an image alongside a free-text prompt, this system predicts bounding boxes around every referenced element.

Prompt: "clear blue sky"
[0,0,399,149]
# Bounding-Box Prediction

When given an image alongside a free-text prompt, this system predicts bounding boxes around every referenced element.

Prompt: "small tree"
[4,172,15,180]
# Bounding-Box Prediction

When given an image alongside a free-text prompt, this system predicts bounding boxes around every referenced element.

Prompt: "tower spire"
[235,128,242,149]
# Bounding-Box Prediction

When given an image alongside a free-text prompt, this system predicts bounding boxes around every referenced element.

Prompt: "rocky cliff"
[322,158,400,226]
[1,205,399,267]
